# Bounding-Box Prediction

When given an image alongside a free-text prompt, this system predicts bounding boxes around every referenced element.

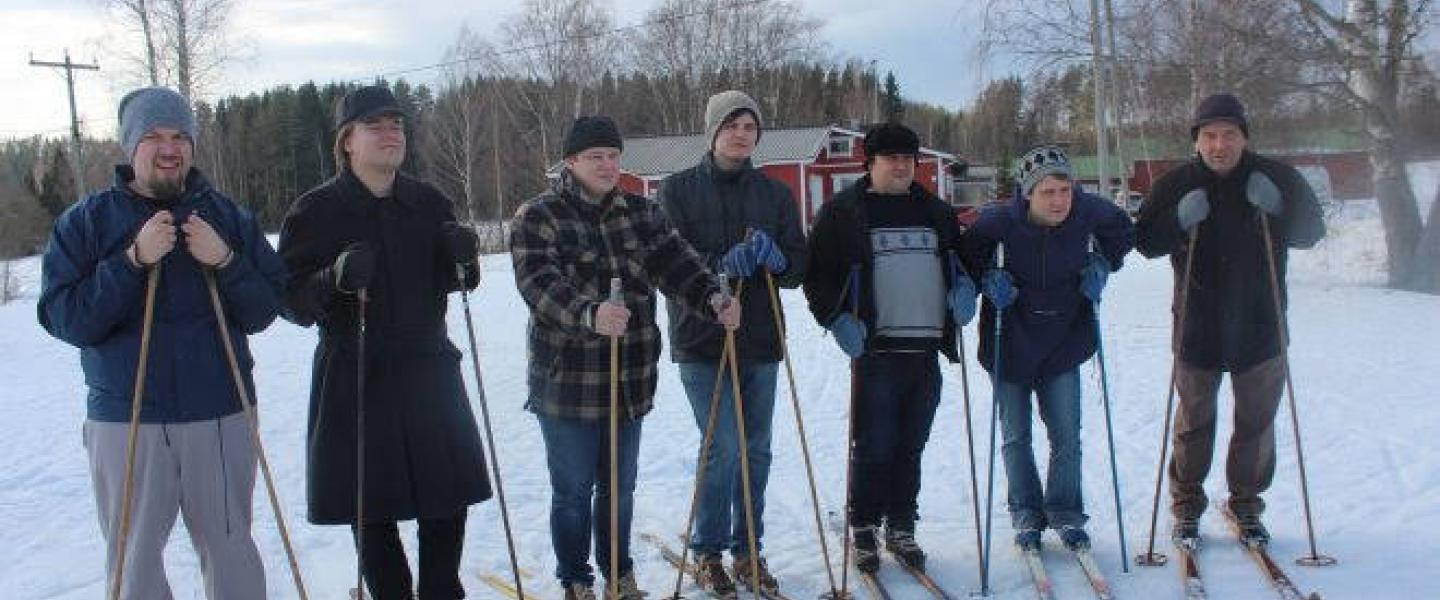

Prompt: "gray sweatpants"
[85,412,267,599]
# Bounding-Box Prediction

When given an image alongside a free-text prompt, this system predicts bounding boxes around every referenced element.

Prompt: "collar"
[337,169,421,212]
[556,168,629,213]
[700,152,753,183]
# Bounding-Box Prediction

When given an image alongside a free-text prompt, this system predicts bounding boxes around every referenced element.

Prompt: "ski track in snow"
[2,212,1438,599]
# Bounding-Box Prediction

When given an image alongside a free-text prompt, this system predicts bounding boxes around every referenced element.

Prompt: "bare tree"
[630,0,826,131]
[105,0,162,85]
[154,0,236,100]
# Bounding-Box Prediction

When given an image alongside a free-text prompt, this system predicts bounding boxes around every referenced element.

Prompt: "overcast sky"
[2,0,1002,141]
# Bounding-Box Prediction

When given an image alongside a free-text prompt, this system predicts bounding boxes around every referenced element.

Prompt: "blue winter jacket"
[38,166,286,423]
[961,190,1134,384]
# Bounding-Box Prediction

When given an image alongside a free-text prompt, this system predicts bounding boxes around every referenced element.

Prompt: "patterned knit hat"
[1017,145,1073,195]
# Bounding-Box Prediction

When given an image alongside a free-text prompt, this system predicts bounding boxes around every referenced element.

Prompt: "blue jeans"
[850,352,942,529]
[678,360,779,557]
[537,413,643,586]
[994,368,1088,531]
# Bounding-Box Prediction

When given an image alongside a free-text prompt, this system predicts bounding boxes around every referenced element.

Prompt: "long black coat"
[279,170,491,525]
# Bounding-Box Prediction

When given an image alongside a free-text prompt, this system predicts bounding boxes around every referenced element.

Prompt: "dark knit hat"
[704,90,763,149]
[563,116,624,157]
[117,87,196,161]
[1190,92,1249,139]
[335,85,405,129]
[1016,145,1074,195]
[863,123,920,163]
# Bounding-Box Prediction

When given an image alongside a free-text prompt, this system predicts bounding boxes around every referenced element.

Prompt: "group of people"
[37,82,1323,600]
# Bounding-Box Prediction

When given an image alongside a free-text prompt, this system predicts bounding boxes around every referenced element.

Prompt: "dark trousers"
[352,510,467,599]
[1169,355,1286,520]
[849,352,942,529]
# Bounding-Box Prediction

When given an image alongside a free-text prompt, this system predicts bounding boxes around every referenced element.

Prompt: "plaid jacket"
[510,170,722,420]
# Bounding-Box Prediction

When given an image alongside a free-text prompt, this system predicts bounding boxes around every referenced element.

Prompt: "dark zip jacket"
[658,154,808,363]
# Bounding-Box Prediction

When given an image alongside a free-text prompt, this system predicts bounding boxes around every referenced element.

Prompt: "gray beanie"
[704,90,763,150]
[117,87,197,161]
[1017,145,1074,196]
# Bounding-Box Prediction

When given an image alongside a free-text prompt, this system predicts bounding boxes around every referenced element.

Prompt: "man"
[38,86,283,598]
[656,90,808,594]
[510,115,741,600]
[1136,92,1325,547]
[802,123,977,573]
[962,145,1134,551]
[279,85,492,599]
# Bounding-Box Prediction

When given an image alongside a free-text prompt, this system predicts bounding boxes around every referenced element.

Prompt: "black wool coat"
[1135,151,1326,372]
[279,170,491,525]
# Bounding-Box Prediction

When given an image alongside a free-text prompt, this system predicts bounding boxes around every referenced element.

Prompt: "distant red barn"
[1128,150,1373,201]
[552,126,957,229]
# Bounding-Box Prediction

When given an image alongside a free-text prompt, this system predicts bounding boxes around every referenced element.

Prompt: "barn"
[552,125,957,229]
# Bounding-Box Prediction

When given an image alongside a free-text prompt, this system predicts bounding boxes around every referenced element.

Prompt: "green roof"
[1067,155,1129,179]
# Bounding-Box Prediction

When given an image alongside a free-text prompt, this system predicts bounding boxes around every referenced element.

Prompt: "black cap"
[563,116,624,157]
[1191,92,1249,139]
[335,85,405,129]
[863,123,920,161]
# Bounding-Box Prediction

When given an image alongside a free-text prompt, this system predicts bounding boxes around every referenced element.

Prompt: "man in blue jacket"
[38,87,286,599]
[962,145,1134,552]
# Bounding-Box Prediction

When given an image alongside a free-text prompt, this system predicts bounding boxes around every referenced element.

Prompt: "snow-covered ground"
[3,204,1438,599]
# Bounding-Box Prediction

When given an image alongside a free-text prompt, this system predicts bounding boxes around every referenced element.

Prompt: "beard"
[148,173,185,201]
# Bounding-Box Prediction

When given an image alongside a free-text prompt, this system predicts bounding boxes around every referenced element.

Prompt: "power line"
[351,0,768,83]
[30,49,100,200]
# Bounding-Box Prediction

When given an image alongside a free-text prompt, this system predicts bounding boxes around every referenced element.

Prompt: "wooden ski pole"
[109,265,161,600]
[607,277,622,600]
[203,270,309,598]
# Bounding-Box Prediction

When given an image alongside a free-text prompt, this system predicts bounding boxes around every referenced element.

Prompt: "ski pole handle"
[608,277,622,304]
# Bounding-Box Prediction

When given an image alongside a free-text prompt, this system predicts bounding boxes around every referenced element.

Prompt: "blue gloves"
[829,312,866,358]
[981,269,1017,310]
[1176,188,1209,232]
[1080,252,1111,303]
[947,274,978,326]
[720,230,787,277]
[1246,171,1284,215]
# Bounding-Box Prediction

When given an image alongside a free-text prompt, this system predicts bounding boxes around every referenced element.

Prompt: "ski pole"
[721,277,764,598]
[607,276,622,600]
[109,265,161,600]
[980,242,1005,597]
[1086,237,1129,573]
[762,270,842,599]
[1136,231,1199,567]
[355,288,369,599]
[203,270,309,598]
[947,251,988,595]
[1257,215,1335,568]
[455,262,531,598]
[667,279,743,600]
[839,264,861,600]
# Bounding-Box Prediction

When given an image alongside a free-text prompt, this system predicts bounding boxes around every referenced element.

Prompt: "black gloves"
[442,222,480,264]
[334,242,376,293]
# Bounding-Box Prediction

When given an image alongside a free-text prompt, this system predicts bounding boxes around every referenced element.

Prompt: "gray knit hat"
[117,87,196,161]
[1017,145,1074,195]
[704,90,763,150]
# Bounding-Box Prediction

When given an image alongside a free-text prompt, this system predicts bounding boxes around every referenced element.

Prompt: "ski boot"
[565,582,598,600]
[1057,525,1091,551]
[733,554,779,594]
[603,571,647,600]
[1014,528,1043,552]
[853,525,881,573]
[696,553,737,597]
[1234,513,1271,548]
[1171,516,1201,550]
[884,527,927,571]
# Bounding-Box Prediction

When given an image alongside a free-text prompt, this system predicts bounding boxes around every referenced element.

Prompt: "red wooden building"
[554,126,957,229]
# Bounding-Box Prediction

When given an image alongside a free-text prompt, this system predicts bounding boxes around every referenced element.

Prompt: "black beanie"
[564,116,623,157]
[863,123,920,163]
[1191,93,1249,139]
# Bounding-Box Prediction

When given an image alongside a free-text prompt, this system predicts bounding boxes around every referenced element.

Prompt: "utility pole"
[1088,0,1110,200]
[1104,0,1125,203]
[31,49,100,201]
